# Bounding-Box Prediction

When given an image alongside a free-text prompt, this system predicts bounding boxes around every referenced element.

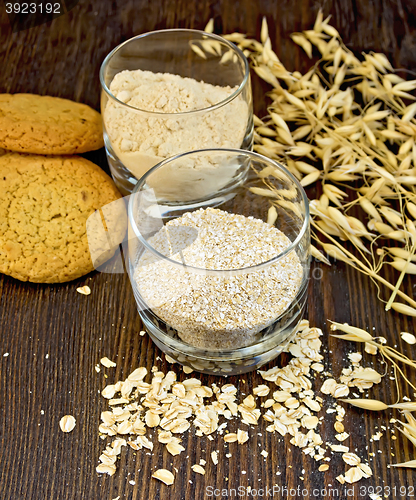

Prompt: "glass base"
[104,124,254,196]
[137,280,307,376]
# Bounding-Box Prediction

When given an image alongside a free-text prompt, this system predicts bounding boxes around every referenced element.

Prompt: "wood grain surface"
[1,1,416,499]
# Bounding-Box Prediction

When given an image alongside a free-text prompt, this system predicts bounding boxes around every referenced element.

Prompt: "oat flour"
[104,69,249,188]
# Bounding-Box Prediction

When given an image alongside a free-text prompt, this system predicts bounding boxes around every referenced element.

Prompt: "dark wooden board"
[1,1,416,499]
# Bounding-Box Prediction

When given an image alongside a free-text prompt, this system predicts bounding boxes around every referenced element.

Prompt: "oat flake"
[59,415,76,433]
[100,357,116,368]
[152,469,175,485]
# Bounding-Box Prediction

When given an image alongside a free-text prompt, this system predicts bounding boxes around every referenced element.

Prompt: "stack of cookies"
[0,94,125,283]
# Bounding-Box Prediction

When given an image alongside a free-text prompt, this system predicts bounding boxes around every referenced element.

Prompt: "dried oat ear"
[222,10,416,317]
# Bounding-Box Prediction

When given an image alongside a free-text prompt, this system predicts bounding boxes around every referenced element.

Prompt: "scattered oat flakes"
[166,439,185,456]
[334,421,344,433]
[359,462,372,477]
[95,364,101,373]
[139,330,146,336]
[152,468,175,485]
[321,378,337,395]
[183,366,193,374]
[311,363,324,372]
[330,444,349,453]
[253,385,270,397]
[335,432,349,442]
[365,343,378,355]
[3,352,9,357]
[348,352,362,364]
[333,384,350,398]
[401,332,416,345]
[237,429,249,444]
[93,318,375,485]
[165,354,176,363]
[318,464,329,472]
[145,410,160,428]
[59,415,76,433]
[129,480,135,485]
[302,415,319,430]
[76,285,91,295]
[100,357,116,368]
[224,433,238,443]
[191,464,205,475]
[260,450,268,458]
[342,453,361,466]
[369,493,382,500]
[96,463,116,476]
[344,466,364,484]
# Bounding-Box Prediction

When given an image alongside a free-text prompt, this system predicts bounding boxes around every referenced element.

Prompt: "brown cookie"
[0,153,126,283]
[0,94,104,154]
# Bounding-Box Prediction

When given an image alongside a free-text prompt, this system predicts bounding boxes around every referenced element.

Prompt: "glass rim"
[128,148,310,276]
[99,28,250,117]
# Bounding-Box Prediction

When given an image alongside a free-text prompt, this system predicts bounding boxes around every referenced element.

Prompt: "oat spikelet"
[329,322,374,342]
[391,303,416,317]
[204,18,214,33]
[340,399,388,411]
[311,244,331,265]
[260,17,269,44]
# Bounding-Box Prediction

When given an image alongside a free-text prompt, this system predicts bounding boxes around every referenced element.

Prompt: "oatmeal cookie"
[0,93,103,154]
[0,153,125,283]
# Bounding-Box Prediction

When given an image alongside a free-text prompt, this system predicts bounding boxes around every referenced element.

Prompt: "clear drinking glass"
[100,29,253,195]
[127,149,310,376]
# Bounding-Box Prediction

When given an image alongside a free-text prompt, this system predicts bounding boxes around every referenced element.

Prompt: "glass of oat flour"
[100,29,253,195]
[127,149,310,376]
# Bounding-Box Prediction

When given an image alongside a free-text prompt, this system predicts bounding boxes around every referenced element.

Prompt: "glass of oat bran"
[127,148,310,376]
[100,29,253,195]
